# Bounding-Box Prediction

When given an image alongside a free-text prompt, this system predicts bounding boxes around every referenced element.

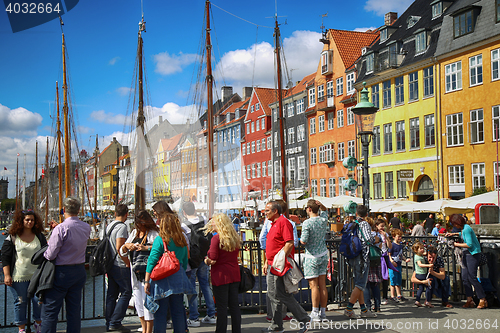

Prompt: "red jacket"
[207,234,240,286]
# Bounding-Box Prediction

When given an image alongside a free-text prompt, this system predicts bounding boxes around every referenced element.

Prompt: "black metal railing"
[1,236,499,329]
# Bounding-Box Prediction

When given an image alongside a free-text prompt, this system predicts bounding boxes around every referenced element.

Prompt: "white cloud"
[90,110,131,126]
[77,125,93,134]
[153,52,200,75]
[215,31,322,90]
[364,0,413,17]
[0,103,43,137]
[109,56,120,65]
[147,103,198,125]
[354,27,378,32]
[116,87,133,96]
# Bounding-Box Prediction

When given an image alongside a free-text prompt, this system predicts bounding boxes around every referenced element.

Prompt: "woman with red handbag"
[204,213,241,333]
[144,213,195,332]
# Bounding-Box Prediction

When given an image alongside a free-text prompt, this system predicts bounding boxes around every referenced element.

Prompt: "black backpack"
[339,221,363,259]
[89,222,123,277]
[185,216,212,269]
[238,265,256,293]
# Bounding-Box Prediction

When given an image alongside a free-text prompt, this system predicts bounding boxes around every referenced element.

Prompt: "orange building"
[306,29,378,197]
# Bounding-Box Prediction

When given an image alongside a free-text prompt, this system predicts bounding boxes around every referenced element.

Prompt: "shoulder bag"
[150,239,180,281]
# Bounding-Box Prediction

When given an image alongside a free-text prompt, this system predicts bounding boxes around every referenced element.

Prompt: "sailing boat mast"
[94,135,98,219]
[135,15,147,211]
[62,32,71,198]
[45,137,49,227]
[35,141,38,211]
[23,154,26,209]
[15,155,19,210]
[57,81,63,222]
[274,18,287,207]
[206,0,214,218]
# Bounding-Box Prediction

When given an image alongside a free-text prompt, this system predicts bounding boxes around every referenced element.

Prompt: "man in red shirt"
[262,201,310,333]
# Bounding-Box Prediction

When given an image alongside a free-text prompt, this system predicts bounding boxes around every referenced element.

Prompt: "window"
[347,107,354,125]
[366,53,374,73]
[348,140,355,157]
[346,72,355,94]
[336,77,344,96]
[423,66,434,97]
[432,2,443,18]
[251,141,255,153]
[415,31,426,53]
[261,118,265,130]
[445,61,462,92]
[310,147,317,165]
[470,109,484,144]
[321,50,331,74]
[425,114,435,147]
[256,140,261,152]
[397,171,407,198]
[309,87,316,107]
[311,179,318,196]
[380,28,388,42]
[384,123,393,153]
[371,84,379,108]
[242,144,246,155]
[339,177,346,195]
[448,165,465,186]
[251,105,254,113]
[337,109,344,128]
[395,76,404,105]
[297,124,305,142]
[385,172,394,199]
[396,121,405,151]
[446,113,464,146]
[320,179,327,197]
[267,136,271,149]
[288,158,296,182]
[409,71,419,101]
[274,132,278,148]
[326,81,334,98]
[318,84,325,102]
[251,122,255,133]
[318,115,325,132]
[372,126,381,155]
[273,108,277,122]
[383,80,391,108]
[454,10,474,38]
[298,156,305,180]
[493,106,500,141]
[261,138,266,151]
[472,163,485,190]
[327,112,334,130]
[256,119,260,131]
[268,160,272,177]
[497,0,500,23]
[287,103,294,117]
[262,162,266,177]
[329,178,336,197]
[252,163,256,178]
[492,48,500,81]
[310,118,316,134]
[288,127,295,144]
[469,54,483,86]
[410,117,420,149]
[256,103,260,110]
[297,98,304,114]
[338,142,345,161]
[319,144,333,163]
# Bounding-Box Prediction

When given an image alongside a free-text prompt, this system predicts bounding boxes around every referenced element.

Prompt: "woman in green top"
[447,214,487,309]
[144,212,190,332]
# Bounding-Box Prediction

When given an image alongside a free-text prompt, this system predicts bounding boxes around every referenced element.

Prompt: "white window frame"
[409,71,419,101]
[327,112,334,130]
[336,77,344,96]
[326,81,334,98]
[320,179,327,197]
[346,72,355,94]
[337,109,344,128]
[251,122,255,133]
[492,48,500,81]
[318,115,325,132]
[423,66,434,97]
[318,84,325,102]
[329,178,336,197]
[310,147,317,165]
[274,132,278,148]
[472,163,485,190]
[288,127,295,144]
[448,165,465,186]
[310,118,316,134]
[261,138,266,151]
[262,162,266,177]
[495,162,500,190]
[309,87,316,107]
[415,31,426,53]
[469,54,483,87]
[311,179,318,196]
[493,105,500,141]
[256,140,261,152]
[348,140,355,157]
[425,114,435,147]
[445,61,462,93]
[446,113,464,146]
[261,118,265,130]
[297,124,305,142]
[470,109,484,144]
[339,177,346,195]
[287,103,294,117]
[347,107,354,126]
[288,157,296,182]
[297,98,304,114]
[298,156,305,180]
[267,136,272,149]
[338,142,345,161]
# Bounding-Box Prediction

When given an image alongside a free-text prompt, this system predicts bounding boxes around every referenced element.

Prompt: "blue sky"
[0,0,412,197]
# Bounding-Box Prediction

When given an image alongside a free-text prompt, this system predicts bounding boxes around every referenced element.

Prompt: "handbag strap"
[357,220,372,246]
[163,239,169,252]
[140,231,148,245]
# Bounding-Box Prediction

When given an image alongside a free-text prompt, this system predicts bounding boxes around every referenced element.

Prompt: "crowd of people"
[1,197,489,333]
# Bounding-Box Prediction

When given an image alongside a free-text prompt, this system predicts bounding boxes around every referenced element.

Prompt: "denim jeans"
[363,282,380,309]
[415,273,431,302]
[462,251,486,299]
[41,265,86,333]
[106,265,132,328]
[153,294,187,333]
[348,256,369,291]
[9,280,41,326]
[187,262,215,319]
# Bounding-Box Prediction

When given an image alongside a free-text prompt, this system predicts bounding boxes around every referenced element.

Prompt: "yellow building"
[180,136,197,202]
[355,6,444,202]
[435,0,500,198]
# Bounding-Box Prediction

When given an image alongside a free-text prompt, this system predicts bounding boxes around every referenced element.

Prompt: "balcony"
[316,94,336,112]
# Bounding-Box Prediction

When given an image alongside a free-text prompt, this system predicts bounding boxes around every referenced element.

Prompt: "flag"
[75,168,78,180]
[17,153,20,156]
[3,167,6,170]
[41,168,45,179]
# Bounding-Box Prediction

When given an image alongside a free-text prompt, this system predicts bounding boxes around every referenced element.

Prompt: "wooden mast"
[57,81,63,222]
[45,137,49,227]
[62,33,71,198]
[135,16,146,211]
[35,141,38,211]
[206,0,214,218]
[94,135,98,219]
[274,18,287,207]
[15,155,18,210]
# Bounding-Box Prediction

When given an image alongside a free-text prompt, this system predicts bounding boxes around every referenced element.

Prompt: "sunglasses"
[22,210,34,214]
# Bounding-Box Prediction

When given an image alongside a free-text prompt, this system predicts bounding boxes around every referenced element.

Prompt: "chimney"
[123,146,129,155]
[385,12,398,26]
[112,137,117,143]
[221,86,233,103]
[242,87,253,100]
[159,115,163,123]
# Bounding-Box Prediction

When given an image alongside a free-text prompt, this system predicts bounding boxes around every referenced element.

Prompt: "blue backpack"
[339,221,362,259]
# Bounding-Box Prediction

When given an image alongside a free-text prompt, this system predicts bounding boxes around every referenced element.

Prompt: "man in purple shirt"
[42,197,91,333]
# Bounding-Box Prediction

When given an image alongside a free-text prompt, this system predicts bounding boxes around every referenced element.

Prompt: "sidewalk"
[8,300,494,333]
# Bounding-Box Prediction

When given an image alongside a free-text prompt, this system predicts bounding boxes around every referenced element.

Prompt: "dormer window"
[366,53,375,73]
[407,16,421,29]
[226,113,231,122]
[321,50,333,75]
[432,1,443,18]
[380,28,388,42]
[453,8,479,38]
[415,30,427,53]
[256,103,260,110]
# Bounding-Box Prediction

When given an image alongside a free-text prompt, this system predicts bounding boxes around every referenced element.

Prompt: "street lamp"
[351,82,378,210]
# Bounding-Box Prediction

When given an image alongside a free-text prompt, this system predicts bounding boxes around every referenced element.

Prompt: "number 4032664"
[5,2,61,14]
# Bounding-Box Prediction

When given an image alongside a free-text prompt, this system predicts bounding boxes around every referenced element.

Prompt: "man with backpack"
[181,201,216,327]
[343,205,378,319]
[105,204,132,332]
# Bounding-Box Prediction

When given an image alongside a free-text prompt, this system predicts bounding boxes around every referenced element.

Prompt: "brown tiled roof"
[290,72,315,95]
[166,133,183,151]
[329,29,379,69]
[254,87,289,115]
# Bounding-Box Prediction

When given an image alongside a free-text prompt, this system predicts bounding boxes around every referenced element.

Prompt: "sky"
[0,0,413,198]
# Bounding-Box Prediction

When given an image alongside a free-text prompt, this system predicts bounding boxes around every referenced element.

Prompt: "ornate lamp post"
[351,82,378,210]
